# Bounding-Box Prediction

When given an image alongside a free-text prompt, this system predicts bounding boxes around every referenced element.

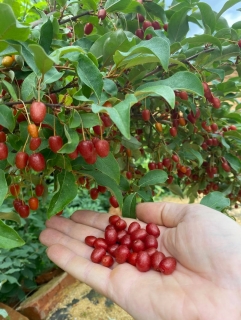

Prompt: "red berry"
[85,235,97,247]
[105,228,118,246]
[89,187,99,200]
[137,13,145,23]
[148,162,156,170]
[222,162,231,172]
[128,221,141,234]
[68,148,78,160]
[29,153,46,172]
[114,218,127,231]
[135,28,144,39]
[126,171,132,179]
[48,93,58,104]
[145,247,157,257]
[115,245,130,264]
[162,158,171,168]
[142,109,150,121]
[49,136,63,153]
[101,114,112,127]
[163,23,168,31]
[107,243,119,257]
[28,197,39,210]
[132,239,145,252]
[179,91,188,100]
[159,257,177,275]
[152,21,161,30]
[101,255,114,268]
[29,137,41,151]
[170,127,177,137]
[120,234,132,249]
[211,123,218,132]
[18,204,30,218]
[117,230,127,242]
[0,142,8,160]
[144,234,158,249]
[30,101,47,123]
[151,251,165,271]
[229,125,237,131]
[130,228,148,241]
[93,238,108,250]
[97,185,106,193]
[9,184,20,197]
[93,125,105,136]
[187,113,196,124]
[98,9,106,20]
[238,39,241,48]
[109,195,119,208]
[156,162,163,169]
[212,97,221,109]
[15,152,29,169]
[95,139,109,157]
[167,175,174,184]
[136,251,151,272]
[13,198,24,212]
[127,252,138,266]
[143,20,152,30]
[84,149,97,164]
[35,184,44,197]
[146,223,160,237]
[91,247,106,263]
[78,140,94,159]
[0,131,6,142]
[109,215,120,225]
[172,154,179,162]
[84,22,94,35]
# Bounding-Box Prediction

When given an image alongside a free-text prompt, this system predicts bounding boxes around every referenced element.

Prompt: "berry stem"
[18,99,31,124]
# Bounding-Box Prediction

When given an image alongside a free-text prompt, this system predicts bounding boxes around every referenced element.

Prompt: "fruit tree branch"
[58,10,94,25]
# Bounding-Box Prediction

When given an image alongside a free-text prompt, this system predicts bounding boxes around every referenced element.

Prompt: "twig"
[59,10,94,25]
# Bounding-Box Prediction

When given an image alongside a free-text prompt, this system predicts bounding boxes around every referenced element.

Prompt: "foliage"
[0,0,240,249]
[0,187,109,304]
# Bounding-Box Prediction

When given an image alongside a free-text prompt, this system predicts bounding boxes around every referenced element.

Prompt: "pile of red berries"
[85,215,177,275]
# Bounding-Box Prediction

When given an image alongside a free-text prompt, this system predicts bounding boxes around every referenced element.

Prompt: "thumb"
[136,202,188,228]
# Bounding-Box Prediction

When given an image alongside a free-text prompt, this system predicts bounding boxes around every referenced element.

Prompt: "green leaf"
[144,2,166,23]
[76,54,103,102]
[94,153,120,183]
[2,80,17,101]
[102,29,136,66]
[224,153,241,172]
[0,212,21,224]
[0,4,30,41]
[200,191,230,212]
[58,126,79,154]
[21,72,37,101]
[69,110,81,128]
[47,171,78,218]
[167,184,184,198]
[135,85,175,108]
[103,79,118,96]
[39,19,53,54]
[224,130,241,142]
[197,2,216,34]
[79,113,101,128]
[138,71,204,96]
[114,37,170,71]
[137,190,153,202]
[29,44,54,75]
[121,135,142,150]
[180,143,203,167]
[90,32,113,59]
[0,105,15,132]
[91,94,138,139]
[50,46,86,64]
[139,170,167,187]
[167,7,190,43]
[105,0,132,12]
[80,170,123,208]
[0,170,7,207]
[122,193,136,218]
[0,220,25,249]
[43,67,64,84]
[182,35,222,51]
[216,0,241,20]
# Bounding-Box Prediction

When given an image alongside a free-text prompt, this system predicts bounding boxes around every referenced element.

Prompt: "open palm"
[40,202,241,320]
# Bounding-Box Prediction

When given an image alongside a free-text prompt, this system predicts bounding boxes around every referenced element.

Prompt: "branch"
[59,10,94,25]
[50,82,78,94]
[143,48,215,79]
[30,11,57,28]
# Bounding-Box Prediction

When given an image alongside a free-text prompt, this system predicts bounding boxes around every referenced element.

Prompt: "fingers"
[136,202,189,228]
[70,210,146,229]
[46,244,111,296]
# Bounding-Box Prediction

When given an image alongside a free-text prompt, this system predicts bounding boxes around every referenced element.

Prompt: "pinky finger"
[47,244,111,296]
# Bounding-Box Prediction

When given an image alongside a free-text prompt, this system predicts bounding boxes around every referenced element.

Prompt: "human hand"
[39,202,241,320]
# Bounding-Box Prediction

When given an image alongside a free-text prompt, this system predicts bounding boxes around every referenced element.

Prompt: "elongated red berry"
[84,22,94,35]
[35,184,44,197]
[136,251,151,272]
[49,136,63,153]
[9,184,20,197]
[29,153,46,172]
[28,197,39,210]
[95,139,109,157]
[29,137,41,151]
[15,152,29,169]
[0,142,8,160]
[159,257,177,275]
[30,101,47,123]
